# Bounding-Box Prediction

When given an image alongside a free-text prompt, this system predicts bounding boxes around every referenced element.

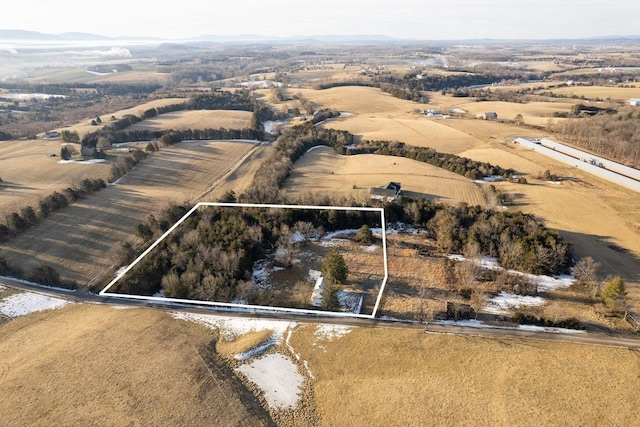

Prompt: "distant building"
[630,98,640,106]
[370,182,402,202]
[43,131,60,139]
[476,112,498,120]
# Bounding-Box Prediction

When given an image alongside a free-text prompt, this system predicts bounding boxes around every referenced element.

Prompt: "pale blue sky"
[1,0,638,40]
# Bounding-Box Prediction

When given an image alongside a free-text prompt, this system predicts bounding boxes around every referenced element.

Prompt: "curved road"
[2,276,639,349]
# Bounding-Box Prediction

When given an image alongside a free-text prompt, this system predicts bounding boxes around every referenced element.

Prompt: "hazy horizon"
[1,0,638,41]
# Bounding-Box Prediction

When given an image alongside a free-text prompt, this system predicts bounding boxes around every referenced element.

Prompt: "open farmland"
[57,97,187,138]
[451,100,575,126]
[544,85,640,101]
[295,86,420,115]
[0,139,113,213]
[0,304,271,426]
[322,113,489,153]
[289,325,640,426]
[282,146,486,206]
[127,110,253,132]
[0,140,259,284]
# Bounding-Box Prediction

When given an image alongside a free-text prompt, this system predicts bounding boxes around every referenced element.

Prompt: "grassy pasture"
[0,304,271,426]
[296,86,421,114]
[322,113,488,153]
[451,100,574,126]
[57,97,187,138]
[0,140,257,284]
[0,139,113,213]
[545,85,640,101]
[282,146,486,207]
[127,110,253,132]
[290,325,640,426]
[22,68,171,85]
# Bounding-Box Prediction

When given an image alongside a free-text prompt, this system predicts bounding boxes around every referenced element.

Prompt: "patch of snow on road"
[517,324,586,334]
[236,353,304,410]
[0,292,69,317]
[314,324,352,341]
[485,291,545,315]
[173,312,295,341]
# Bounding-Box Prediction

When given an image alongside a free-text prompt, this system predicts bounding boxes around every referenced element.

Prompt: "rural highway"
[2,276,639,350]
[514,137,640,193]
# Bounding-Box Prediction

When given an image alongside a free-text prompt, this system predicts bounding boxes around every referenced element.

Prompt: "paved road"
[2,276,639,349]
[514,137,640,193]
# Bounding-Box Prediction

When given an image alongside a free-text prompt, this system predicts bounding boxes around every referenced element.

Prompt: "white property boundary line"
[100,202,389,319]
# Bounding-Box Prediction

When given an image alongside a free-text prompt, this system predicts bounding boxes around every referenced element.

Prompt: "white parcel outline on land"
[100,202,389,319]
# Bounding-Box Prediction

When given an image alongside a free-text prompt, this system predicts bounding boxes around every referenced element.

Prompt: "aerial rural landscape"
[1,1,640,425]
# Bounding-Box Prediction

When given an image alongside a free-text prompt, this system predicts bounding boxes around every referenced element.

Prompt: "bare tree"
[575,256,601,297]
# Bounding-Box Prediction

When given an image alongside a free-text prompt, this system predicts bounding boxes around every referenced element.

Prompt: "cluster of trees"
[552,108,640,166]
[0,178,106,241]
[80,90,269,149]
[388,199,572,275]
[354,140,515,180]
[117,205,374,302]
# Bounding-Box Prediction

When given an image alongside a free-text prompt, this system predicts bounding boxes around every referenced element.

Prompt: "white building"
[630,98,640,106]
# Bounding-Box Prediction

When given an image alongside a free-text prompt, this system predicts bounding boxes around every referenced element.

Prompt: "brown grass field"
[0,304,271,426]
[544,85,640,101]
[282,146,486,207]
[289,325,640,426]
[0,140,259,284]
[277,86,640,313]
[450,100,574,126]
[127,110,253,132]
[0,139,113,213]
[58,98,187,138]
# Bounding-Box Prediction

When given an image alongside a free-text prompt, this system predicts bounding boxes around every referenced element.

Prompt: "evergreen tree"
[322,248,349,285]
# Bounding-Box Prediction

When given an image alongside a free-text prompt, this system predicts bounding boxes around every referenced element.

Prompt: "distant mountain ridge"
[1,29,639,44]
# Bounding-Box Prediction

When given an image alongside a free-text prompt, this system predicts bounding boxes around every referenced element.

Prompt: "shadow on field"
[560,230,640,283]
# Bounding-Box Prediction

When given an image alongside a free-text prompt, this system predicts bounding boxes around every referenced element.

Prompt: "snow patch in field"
[314,324,352,341]
[517,324,586,334]
[485,291,545,315]
[263,120,286,135]
[236,353,304,410]
[251,259,271,290]
[337,290,363,314]
[447,255,575,291]
[0,292,69,317]
[172,312,295,341]
[0,285,6,291]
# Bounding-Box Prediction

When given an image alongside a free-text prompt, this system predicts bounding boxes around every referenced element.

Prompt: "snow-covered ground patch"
[362,244,378,253]
[251,259,271,290]
[0,292,70,317]
[485,291,545,315]
[337,290,363,314]
[236,353,304,410]
[172,312,295,341]
[0,285,6,291]
[447,255,575,291]
[314,324,352,341]
[57,159,106,164]
[305,145,327,153]
[262,120,287,135]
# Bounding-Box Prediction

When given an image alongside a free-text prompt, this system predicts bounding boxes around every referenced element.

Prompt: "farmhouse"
[630,98,640,106]
[475,112,498,120]
[370,182,402,202]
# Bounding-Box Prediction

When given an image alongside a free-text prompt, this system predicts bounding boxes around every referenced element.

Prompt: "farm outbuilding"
[370,182,402,202]
[311,276,325,307]
[475,112,498,120]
